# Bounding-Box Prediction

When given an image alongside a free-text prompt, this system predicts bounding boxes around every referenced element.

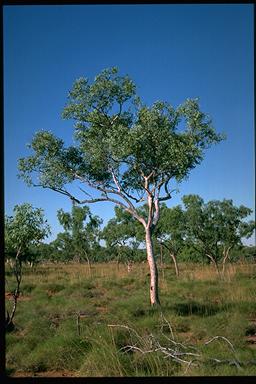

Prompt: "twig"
[205,336,236,353]
[107,324,143,342]
[184,358,199,373]
[119,345,153,354]
[160,312,175,340]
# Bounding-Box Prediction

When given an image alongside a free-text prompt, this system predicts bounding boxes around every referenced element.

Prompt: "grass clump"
[5,262,256,377]
[21,335,91,373]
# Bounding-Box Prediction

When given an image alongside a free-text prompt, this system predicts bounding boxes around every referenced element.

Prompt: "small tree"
[18,67,224,305]
[27,242,56,266]
[53,203,102,267]
[155,204,186,277]
[183,195,255,276]
[102,206,140,270]
[5,203,50,329]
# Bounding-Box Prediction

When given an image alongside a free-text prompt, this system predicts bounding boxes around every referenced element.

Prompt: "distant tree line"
[4,199,255,330]
[5,196,255,276]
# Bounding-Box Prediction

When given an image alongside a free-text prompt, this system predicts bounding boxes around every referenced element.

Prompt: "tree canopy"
[182,195,255,273]
[18,67,224,305]
[5,203,51,260]
[51,204,102,263]
[18,67,224,227]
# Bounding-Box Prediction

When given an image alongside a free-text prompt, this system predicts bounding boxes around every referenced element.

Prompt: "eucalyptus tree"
[5,203,50,329]
[54,204,102,267]
[18,67,224,305]
[183,195,255,275]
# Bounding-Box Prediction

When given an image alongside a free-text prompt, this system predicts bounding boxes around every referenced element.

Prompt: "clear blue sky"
[4,4,254,243]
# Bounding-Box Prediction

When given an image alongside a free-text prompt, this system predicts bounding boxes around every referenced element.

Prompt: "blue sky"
[4,4,254,243]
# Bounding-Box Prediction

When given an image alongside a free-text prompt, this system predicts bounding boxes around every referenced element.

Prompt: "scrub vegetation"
[5,261,256,377]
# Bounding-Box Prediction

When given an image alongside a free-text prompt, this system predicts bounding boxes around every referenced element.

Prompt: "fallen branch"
[205,336,236,353]
[107,321,244,372]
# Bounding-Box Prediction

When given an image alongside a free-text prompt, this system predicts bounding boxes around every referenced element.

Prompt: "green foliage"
[18,67,223,218]
[100,196,254,268]
[240,245,256,263]
[179,245,204,263]
[101,206,141,263]
[5,262,256,377]
[155,203,186,261]
[182,195,255,266]
[51,204,102,263]
[18,67,224,305]
[5,203,51,261]
[23,242,56,265]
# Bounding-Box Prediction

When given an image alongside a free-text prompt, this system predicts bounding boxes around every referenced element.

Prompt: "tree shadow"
[172,301,231,317]
[5,367,15,376]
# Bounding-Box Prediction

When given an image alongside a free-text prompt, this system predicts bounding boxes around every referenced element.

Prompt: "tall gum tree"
[18,67,224,306]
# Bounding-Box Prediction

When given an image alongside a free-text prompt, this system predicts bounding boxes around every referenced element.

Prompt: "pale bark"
[161,242,179,277]
[6,247,22,329]
[127,260,132,273]
[170,252,179,277]
[145,228,160,306]
[6,258,14,268]
[206,253,220,275]
[85,256,91,270]
[221,246,232,276]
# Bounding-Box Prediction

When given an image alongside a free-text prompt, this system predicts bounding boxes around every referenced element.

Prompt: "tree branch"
[33,180,147,227]
[32,183,81,203]
[74,172,146,226]
[158,181,177,202]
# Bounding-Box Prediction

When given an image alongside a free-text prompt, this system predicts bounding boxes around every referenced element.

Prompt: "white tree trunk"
[206,253,220,275]
[170,252,179,277]
[145,228,160,306]
[222,246,232,277]
[127,260,132,273]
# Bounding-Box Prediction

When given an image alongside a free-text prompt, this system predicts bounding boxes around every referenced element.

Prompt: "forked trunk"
[86,257,91,270]
[206,253,220,275]
[145,228,160,306]
[83,251,91,274]
[222,247,231,277]
[170,252,179,277]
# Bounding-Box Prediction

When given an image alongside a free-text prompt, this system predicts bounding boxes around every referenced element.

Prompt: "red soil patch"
[246,335,256,348]
[5,292,31,301]
[96,306,108,314]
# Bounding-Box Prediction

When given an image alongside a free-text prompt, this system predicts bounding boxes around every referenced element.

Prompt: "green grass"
[5,262,256,377]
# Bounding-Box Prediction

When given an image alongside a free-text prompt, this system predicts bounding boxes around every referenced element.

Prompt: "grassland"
[5,261,256,377]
